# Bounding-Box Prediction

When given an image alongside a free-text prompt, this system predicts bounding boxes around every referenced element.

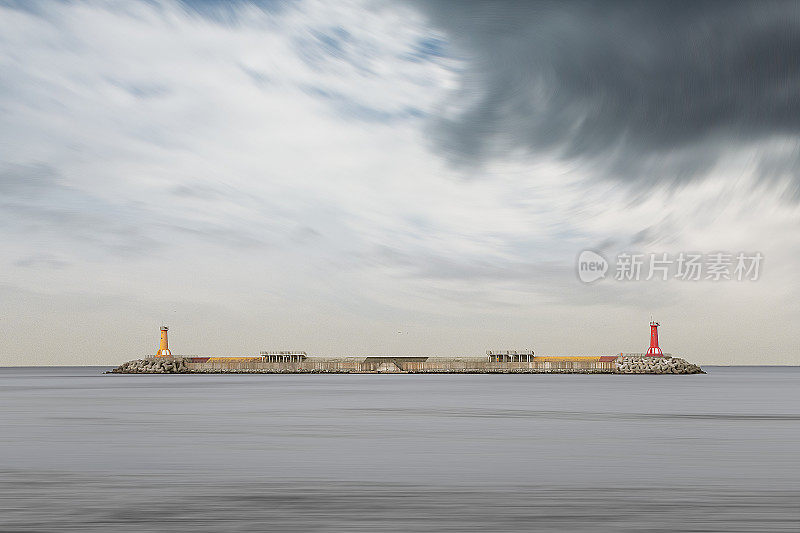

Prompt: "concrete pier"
[108,355,704,374]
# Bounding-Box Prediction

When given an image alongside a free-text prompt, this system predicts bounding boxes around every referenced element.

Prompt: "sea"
[0,366,798,532]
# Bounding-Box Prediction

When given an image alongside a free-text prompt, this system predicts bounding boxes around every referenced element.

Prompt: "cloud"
[0,0,455,263]
[0,163,159,257]
[415,1,800,187]
[0,0,798,364]
[14,253,69,269]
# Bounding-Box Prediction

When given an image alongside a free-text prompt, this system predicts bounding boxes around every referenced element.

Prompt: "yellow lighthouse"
[156,326,171,357]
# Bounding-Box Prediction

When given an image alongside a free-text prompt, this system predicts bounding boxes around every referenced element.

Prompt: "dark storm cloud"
[416,1,800,184]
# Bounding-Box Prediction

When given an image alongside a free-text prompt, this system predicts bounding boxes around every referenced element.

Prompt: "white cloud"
[0,0,798,365]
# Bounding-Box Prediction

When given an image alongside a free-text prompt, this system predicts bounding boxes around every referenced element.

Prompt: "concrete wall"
[182,357,617,373]
[118,355,702,374]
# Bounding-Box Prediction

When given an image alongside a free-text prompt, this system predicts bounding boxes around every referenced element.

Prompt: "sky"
[1,0,799,366]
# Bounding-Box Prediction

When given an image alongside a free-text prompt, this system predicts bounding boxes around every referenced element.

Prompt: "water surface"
[1,366,798,531]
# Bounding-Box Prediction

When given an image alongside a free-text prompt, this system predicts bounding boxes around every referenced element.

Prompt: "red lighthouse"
[646,320,663,356]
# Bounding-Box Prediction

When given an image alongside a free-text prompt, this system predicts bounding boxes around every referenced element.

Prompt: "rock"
[614,355,703,374]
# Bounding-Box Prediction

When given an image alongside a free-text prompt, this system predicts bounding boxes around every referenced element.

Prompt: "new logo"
[577,250,608,283]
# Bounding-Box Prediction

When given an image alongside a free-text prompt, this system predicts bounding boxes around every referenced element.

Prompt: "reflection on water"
[0,367,798,531]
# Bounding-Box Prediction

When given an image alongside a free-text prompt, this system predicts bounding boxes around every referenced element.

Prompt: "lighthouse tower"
[646,320,663,356]
[156,326,172,357]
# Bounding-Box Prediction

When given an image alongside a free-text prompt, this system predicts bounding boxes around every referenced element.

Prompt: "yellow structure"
[156,326,171,357]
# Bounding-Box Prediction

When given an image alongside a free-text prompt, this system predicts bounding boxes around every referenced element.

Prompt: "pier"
[109,354,704,374]
[111,322,704,375]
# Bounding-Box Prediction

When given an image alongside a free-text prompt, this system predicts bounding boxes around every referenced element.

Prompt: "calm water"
[1,366,798,532]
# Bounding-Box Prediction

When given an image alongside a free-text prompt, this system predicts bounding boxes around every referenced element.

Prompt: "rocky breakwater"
[615,356,704,374]
[109,358,189,374]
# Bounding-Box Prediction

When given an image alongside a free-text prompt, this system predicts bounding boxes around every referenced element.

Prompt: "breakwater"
[109,355,704,374]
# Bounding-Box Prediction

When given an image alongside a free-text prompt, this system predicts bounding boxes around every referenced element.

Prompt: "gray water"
[0,367,798,532]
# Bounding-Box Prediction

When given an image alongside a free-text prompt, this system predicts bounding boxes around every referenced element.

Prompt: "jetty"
[108,322,704,375]
[109,354,704,374]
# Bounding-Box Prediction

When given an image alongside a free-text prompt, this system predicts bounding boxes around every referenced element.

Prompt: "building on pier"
[260,351,307,363]
[486,350,535,362]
